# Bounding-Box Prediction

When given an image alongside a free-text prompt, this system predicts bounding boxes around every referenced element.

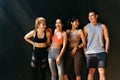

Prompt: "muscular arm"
[24,30,35,45]
[102,24,110,54]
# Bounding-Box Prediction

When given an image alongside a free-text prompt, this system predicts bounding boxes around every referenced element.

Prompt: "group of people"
[24,9,110,80]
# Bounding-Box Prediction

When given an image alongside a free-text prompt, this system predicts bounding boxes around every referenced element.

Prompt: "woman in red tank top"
[48,19,67,80]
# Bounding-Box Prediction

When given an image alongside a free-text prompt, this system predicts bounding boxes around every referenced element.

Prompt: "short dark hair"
[89,9,99,15]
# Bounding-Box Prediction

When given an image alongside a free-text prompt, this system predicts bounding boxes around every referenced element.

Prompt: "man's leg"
[98,68,106,80]
[88,68,96,80]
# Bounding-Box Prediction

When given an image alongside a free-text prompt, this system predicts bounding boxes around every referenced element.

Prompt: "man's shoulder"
[101,23,107,29]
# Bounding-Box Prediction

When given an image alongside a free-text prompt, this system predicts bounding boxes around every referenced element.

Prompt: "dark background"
[0,0,120,80]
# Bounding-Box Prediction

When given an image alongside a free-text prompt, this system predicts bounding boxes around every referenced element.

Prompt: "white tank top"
[86,23,105,54]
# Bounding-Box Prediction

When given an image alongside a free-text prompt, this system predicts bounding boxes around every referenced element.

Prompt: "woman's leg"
[31,55,39,80]
[40,58,49,80]
[57,59,64,80]
[48,58,57,80]
[74,50,82,80]
[64,54,73,80]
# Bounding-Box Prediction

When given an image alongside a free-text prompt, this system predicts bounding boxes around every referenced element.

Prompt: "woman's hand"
[33,42,35,50]
[56,56,61,65]
[71,47,77,55]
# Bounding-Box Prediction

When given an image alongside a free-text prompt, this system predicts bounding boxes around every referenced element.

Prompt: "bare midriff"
[34,42,47,48]
[50,42,62,48]
[69,41,80,48]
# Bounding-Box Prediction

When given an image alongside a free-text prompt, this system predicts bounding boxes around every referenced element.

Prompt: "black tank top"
[34,31,47,43]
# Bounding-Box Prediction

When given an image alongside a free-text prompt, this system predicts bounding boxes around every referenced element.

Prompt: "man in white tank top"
[84,9,110,80]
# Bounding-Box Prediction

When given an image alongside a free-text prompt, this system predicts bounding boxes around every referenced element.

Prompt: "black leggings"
[64,47,82,76]
[31,47,49,80]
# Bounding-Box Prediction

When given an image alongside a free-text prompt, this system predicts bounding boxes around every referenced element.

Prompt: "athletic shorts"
[86,52,107,68]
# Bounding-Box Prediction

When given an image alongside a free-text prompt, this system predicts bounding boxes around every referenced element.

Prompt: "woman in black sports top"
[24,17,52,80]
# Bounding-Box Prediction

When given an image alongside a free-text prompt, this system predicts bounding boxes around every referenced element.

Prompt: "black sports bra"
[34,31,47,43]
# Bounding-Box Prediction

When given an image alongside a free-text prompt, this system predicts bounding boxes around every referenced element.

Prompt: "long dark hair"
[55,18,66,31]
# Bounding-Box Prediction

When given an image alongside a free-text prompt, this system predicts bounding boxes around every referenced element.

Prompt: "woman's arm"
[24,30,35,46]
[46,28,52,46]
[59,32,67,58]
[83,26,88,53]
[77,29,86,48]
[56,32,67,65]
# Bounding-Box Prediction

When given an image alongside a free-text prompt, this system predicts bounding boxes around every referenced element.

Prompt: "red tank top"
[52,32,63,45]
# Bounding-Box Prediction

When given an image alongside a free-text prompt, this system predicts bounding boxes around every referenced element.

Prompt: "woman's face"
[71,19,79,29]
[38,21,46,31]
[55,19,63,31]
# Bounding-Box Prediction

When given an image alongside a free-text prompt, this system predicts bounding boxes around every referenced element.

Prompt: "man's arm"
[102,24,110,54]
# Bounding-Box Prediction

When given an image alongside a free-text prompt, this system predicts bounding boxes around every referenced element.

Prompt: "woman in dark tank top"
[34,31,47,43]
[24,17,52,80]
[64,17,86,80]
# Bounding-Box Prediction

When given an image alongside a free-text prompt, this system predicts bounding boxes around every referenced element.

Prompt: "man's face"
[88,12,98,23]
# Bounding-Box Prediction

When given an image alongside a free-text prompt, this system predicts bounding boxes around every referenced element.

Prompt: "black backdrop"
[0,0,120,80]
